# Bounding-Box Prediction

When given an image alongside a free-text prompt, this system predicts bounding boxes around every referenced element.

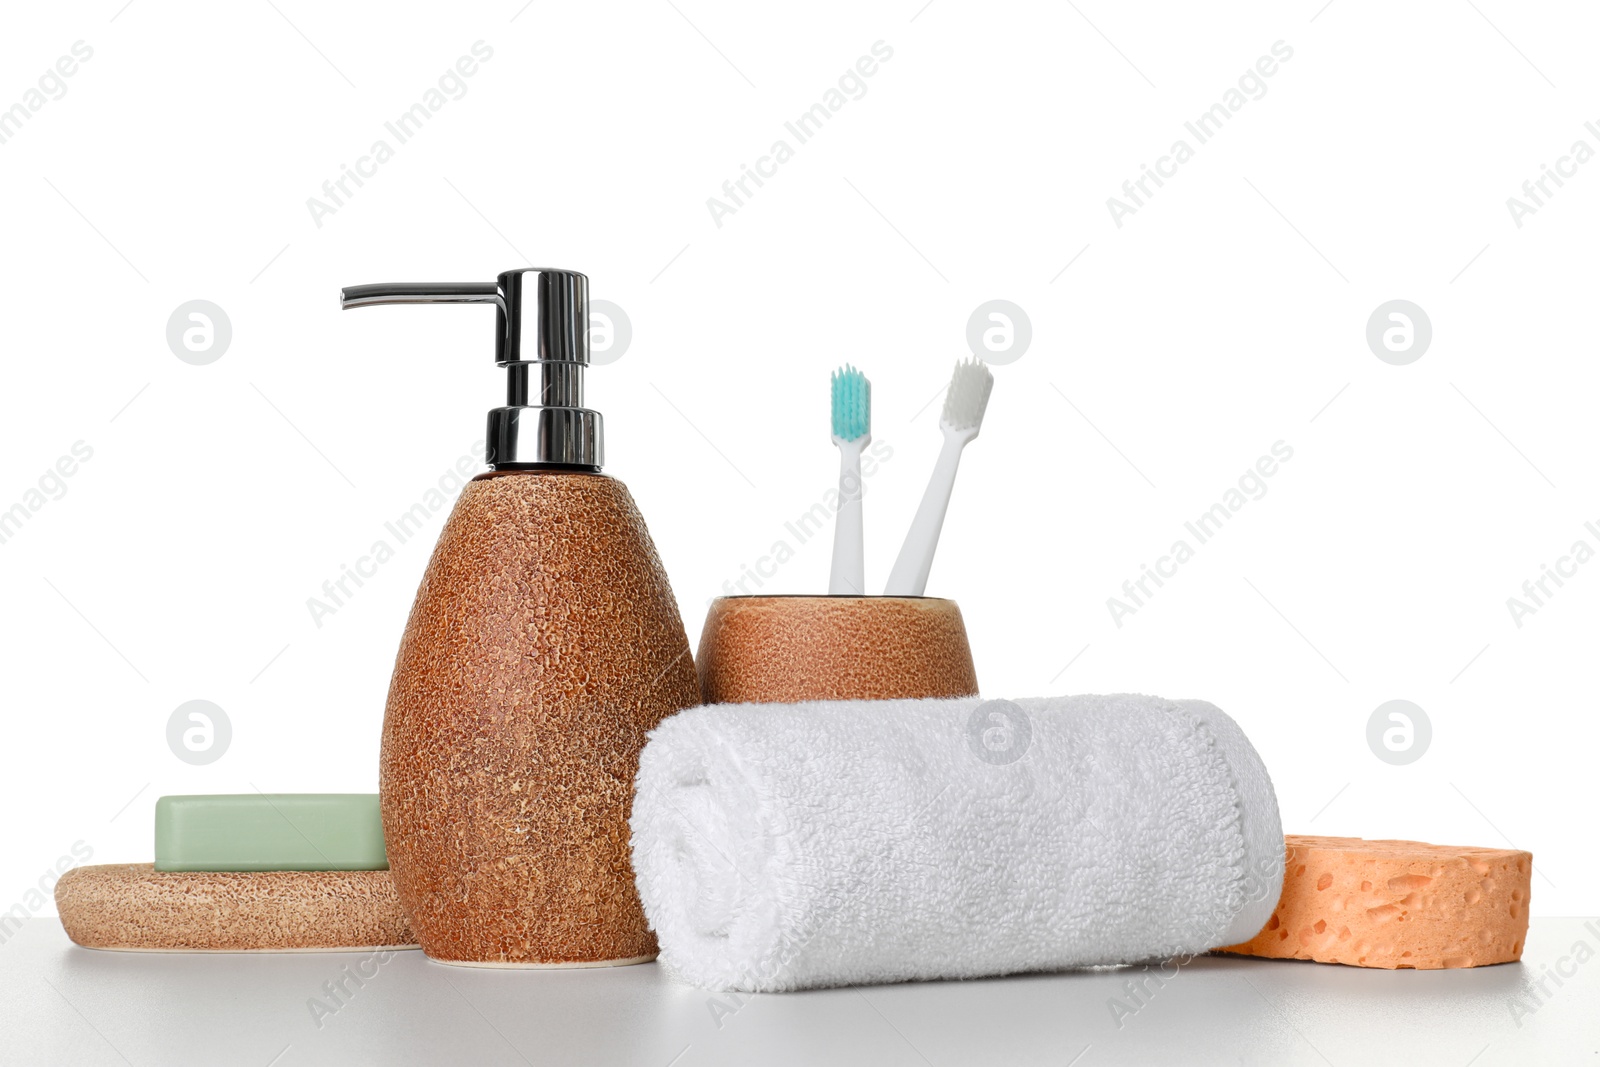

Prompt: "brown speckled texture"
[382,471,698,966]
[55,864,415,951]
[1220,835,1531,969]
[697,595,979,703]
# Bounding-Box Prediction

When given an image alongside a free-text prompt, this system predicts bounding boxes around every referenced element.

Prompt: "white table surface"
[1,917,1595,1066]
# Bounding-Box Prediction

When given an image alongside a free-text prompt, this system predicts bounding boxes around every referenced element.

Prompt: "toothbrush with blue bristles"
[829,365,871,595]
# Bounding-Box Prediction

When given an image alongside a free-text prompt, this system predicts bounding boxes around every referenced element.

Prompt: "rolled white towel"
[630,694,1283,991]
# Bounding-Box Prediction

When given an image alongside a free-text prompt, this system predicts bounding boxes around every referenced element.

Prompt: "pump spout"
[339,282,499,309]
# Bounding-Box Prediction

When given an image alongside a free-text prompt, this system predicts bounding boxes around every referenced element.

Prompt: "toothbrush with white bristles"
[828,365,871,595]
[884,358,994,596]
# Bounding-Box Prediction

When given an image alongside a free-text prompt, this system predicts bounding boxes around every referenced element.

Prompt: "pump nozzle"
[339,282,499,308]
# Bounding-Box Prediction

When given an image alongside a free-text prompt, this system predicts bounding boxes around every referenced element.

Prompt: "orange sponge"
[1221,835,1530,969]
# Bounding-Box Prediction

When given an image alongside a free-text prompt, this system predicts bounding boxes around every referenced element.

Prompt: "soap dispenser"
[341,268,699,967]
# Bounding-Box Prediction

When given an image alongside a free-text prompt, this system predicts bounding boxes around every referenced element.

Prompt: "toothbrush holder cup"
[696,595,980,704]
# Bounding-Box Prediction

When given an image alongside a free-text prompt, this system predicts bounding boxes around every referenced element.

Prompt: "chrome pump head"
[340,268,602,470]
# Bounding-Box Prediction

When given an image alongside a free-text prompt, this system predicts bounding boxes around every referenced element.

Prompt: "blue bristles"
[830,365,871,442]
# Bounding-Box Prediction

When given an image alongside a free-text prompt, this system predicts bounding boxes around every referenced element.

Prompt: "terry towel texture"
[630,694,1283,991]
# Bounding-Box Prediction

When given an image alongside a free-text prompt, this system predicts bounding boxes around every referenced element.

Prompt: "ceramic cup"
[696,595,979,704]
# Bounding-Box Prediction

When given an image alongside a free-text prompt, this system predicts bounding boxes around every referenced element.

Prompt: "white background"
[1,0,1593,917]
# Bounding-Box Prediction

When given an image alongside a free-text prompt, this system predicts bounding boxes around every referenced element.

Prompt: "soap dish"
[56,864,416,952]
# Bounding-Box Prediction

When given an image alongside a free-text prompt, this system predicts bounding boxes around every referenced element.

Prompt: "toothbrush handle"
[884,436,963,597]
[829,440,866,595]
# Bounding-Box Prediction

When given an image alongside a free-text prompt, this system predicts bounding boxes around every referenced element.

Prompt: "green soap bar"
[154,794,388,872]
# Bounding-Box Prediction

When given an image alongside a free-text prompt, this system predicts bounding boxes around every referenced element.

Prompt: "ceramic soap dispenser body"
[342,269,698,966]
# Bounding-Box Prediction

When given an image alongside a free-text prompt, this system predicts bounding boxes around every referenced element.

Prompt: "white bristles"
[941,359,994,432]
